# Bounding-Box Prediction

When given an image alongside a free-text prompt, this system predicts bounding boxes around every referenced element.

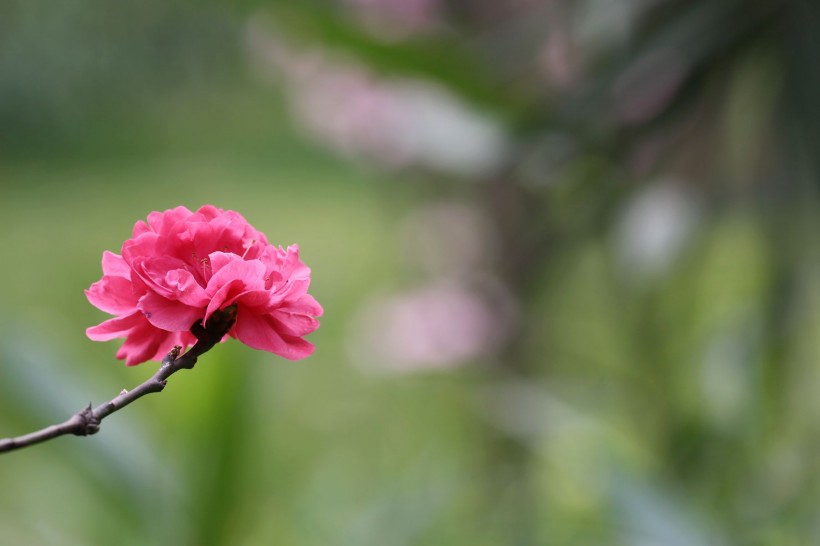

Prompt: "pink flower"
[86,205,323,366]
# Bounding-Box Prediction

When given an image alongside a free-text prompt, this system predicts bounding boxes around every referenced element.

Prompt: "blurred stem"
[476,178,551,545]
[0,306,237,455]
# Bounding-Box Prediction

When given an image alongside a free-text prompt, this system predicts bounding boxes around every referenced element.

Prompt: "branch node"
[74,404,100,436]
[162,345,182,367]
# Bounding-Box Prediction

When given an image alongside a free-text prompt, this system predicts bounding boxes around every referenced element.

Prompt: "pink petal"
[122,232,158,267]
[182,219,245,260]
[276,278,311,300]
[204,278,245,324]
[234,289,276,310]
[101,251,130,278]
[202,256,268,323]
[142,330,196,365]
[132,220,152,237]
[115,319,171,366]
[146,206,193,234]
[85,275,139,315]
[113,320,198,366]
[280,245,311,279]
[164,269,209,307]
[269,310,320,337]
[131,256,192,299]
[234,307,315,360]
[86,312,144,341]
[175,222,222,264]
[280,294,324,317]
[138,292,204,332]
[206,253,266,293]
[206,252,240,274]
[196,204,222,220]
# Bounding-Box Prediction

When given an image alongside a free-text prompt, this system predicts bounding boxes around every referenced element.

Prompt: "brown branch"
[0,305,237,455]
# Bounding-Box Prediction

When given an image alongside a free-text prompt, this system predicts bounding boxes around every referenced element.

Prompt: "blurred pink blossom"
[341,0,443,40]
[349,281,515,373]
[347,200,515,373]
[244,22,509,176]
[86,205,322,365]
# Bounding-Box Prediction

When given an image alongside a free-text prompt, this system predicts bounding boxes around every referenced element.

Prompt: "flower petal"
[131,256,192,299]
[207,252,266,290]
[164,268,209,307]
[146,206,193,235]
[269,310,320,337]
[204,278,245,324]
[86,312,144,341]
[280,294,324,317]
[203,253,267,322]
[85,275,138,315]
[233,307,315,360]
[138,292,204,332]
[122,232,159,267]
[101,251,130,278]
[111,320,198,366]
[115,319,172,366]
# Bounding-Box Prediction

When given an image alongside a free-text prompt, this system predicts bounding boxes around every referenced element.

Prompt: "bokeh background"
[2,0,820,544]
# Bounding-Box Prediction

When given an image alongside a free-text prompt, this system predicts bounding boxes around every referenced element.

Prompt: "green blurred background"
[3,0,820,544]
